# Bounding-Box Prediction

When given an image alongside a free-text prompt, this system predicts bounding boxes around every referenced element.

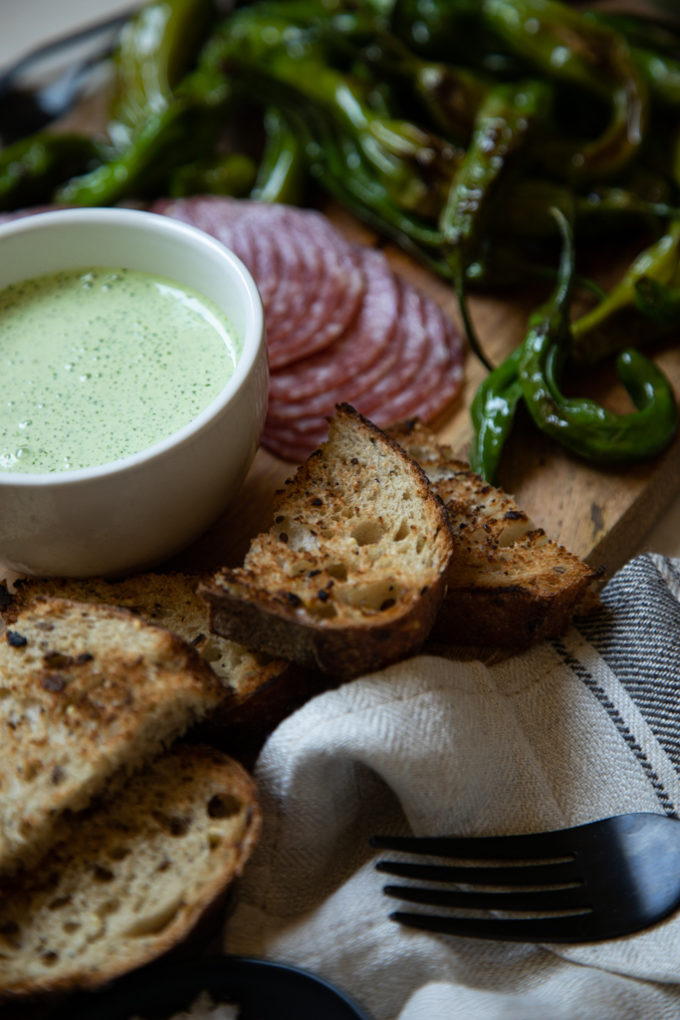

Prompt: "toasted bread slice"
[2,575,326,763]
[0,744,260,998]
[0,597,224,876]
[200,404,454,679]
[4,572,290,710]
[388,418,600,648]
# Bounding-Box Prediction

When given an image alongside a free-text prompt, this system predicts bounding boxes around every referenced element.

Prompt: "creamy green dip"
[0,266,240,473]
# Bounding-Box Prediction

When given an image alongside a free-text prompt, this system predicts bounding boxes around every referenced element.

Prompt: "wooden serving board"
[46,79,680,586]
[167,203,680,584]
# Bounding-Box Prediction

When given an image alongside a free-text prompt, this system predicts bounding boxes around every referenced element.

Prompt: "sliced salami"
[151,196,465,460]
[265,277,427,426]
[262,281,464,460]
[154,196,365,370]
[373,291,464,425]
[265,216,364,369]
[151,195,248,242]
[267,247,400,403]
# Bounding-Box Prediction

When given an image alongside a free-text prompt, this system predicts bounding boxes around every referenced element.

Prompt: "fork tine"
[376,858,580,886]
[389,911,599,943]
[383,883,589,912]
[370,830,575,860]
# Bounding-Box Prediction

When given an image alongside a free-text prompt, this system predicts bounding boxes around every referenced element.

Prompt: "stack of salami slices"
[153,197,465,462]
[152,197,464,459]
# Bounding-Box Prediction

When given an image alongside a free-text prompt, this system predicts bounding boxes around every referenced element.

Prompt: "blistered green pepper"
[169,152,257,198]
[441,78,550,369]
[108,0,216,149]
[468,346,523,483]
[0,133,105,210]
[571,221,680,363]
[482,0,649,181]
[56,97,218,205]
[251,107,307,205]
[634,275,680,326]
[218,5,463,221]
[519,211,678,465]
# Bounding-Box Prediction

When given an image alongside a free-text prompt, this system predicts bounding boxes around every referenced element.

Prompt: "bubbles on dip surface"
[0,267,240,473]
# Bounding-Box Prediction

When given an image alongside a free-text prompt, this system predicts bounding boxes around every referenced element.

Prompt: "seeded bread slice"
[2,575,326,763]
[200,404,454,679]
[4,571,290,710]
[0,744,260,998]
[0,597,224,877]
[388,418,600,648]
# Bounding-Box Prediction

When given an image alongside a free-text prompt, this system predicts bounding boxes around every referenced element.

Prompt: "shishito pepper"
[219,5,463,221]
[482,0,648,181]
[169,151,257,198]
[108,0,216,149]
[440,80,550,252]
[330,10,489,144]
[571,221,680,363]
[56,91,221,205]
[518,210,678,466]
[392,0,648,182]
[55,20,235,208]
[468,346,523,482]
[0,133,105,210]
[57,0,230,206]
[251,107,307,205]
[634,275,680,326]
[469,210,678,480]
[440,78,550,368]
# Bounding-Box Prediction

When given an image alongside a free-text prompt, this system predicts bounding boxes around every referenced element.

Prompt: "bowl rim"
[0,207,265,487]
[58,954,372,1020]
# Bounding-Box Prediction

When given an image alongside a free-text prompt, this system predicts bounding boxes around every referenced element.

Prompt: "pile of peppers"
[4,0,680,481]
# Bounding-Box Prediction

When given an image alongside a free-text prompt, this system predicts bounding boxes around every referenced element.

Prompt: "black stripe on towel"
[576,555,680,777]
[553,637,676,817]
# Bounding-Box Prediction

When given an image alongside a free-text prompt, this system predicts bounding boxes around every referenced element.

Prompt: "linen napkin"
[223,553,680,1019]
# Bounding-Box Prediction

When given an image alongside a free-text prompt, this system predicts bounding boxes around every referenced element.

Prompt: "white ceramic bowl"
[0,207,268,577]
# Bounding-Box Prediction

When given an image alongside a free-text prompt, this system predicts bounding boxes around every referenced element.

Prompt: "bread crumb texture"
[0,597,223,877]
[0,745,260,996]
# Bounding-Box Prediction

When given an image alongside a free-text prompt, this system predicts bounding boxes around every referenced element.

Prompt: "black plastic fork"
[371,813,680,943]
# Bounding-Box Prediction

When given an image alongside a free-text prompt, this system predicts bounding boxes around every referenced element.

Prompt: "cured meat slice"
[374,293,464,425]
[260,429,327,464]
[267,247,400,403]
[349,282,431,416]
[262,279,464,460]
[266,279,429,424]
[265,212,365,369]
[153,196,365,370]
[151,195,247,235]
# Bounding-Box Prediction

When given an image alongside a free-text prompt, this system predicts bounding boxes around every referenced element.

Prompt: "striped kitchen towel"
[224,553,680,1020]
